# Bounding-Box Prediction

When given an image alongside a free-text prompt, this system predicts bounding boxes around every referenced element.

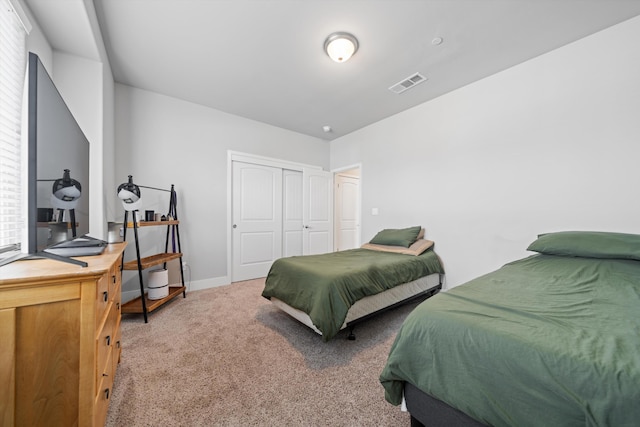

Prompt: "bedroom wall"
[114,85,329,295]
[51,52,107,238]
[330,15,640,289]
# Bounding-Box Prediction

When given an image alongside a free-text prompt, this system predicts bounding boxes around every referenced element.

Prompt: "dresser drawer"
[96,272,110,324]
[112,271,122,314]
[95,302,118,385]
[113,316,122,369]
[112,270,122,367]
[108,263,121,299]
[94,348,114,427]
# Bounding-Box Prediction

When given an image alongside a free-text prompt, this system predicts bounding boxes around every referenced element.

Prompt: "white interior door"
[303,168,333,255]
[282,169,303,257]
[232,161,282,281]
[335,174,360,251]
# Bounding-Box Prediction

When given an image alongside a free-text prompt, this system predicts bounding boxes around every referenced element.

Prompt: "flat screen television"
[14,52,105,266]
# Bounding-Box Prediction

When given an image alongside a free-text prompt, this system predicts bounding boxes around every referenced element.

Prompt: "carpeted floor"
[106,278,415,426]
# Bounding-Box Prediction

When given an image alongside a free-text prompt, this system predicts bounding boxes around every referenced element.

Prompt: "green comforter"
[262,248,444,341]
[380,254,640,426]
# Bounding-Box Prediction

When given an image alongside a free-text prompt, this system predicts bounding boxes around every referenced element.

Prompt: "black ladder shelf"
[120,184,186,322]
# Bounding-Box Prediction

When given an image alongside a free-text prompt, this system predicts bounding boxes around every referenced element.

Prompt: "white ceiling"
[25,0,640,141]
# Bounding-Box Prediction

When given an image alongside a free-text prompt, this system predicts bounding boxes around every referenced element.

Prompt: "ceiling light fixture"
[324,32,359,63]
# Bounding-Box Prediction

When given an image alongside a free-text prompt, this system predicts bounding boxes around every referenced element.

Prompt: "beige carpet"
[106,278,415,426]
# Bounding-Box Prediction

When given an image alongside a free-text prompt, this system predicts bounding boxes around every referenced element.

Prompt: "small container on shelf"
[147,268,169,300]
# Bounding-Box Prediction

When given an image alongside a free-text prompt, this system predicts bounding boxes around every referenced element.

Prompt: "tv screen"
[27,52,103,259]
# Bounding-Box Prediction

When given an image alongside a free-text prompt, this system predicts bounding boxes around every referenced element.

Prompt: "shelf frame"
[120,183,186,322]
[121,285,186,314]
[122,252,183,271]
[125,220,179,228]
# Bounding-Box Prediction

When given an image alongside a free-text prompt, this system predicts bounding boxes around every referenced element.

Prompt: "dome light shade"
[117,175,142,211]
[324,32,358,63]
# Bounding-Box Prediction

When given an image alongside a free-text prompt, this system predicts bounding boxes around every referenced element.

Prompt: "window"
[0,0,27,254]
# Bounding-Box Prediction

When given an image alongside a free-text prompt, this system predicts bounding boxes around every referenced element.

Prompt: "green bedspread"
[379,254,640,426]
[262,248,444,341]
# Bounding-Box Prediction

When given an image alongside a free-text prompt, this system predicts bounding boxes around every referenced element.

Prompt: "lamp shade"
[324,32,358,63]
[117,175,142,211]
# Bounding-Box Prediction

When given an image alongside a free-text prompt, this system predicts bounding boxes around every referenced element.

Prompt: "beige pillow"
[362,239,433,256]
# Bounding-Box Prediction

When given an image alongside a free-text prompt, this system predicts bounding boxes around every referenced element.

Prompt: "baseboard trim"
[185,275,230,292]
[121,275,231,303]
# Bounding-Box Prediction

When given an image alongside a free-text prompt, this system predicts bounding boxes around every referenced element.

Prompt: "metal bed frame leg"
[347,326,356,341]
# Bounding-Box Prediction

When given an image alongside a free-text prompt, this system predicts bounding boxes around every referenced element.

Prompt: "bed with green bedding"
[380,231,640,427]
[262,245,444,341]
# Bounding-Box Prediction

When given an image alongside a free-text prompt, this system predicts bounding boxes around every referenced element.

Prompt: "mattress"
[270,273,442,336]
[380,253,640,426]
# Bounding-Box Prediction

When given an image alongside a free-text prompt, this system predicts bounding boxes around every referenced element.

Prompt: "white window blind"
[0,0,27,253]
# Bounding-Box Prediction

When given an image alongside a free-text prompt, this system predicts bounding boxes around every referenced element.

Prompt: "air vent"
[388,73,427,94]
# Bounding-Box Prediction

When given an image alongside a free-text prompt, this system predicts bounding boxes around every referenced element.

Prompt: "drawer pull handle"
[116,340,121,349]
[116,302,120,311]
[104,388,110,400]
[112,275,116,283]
[103,291,108,302]
[106,335,111,346]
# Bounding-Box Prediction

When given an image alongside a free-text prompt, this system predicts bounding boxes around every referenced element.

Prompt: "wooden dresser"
[0,243,125,427]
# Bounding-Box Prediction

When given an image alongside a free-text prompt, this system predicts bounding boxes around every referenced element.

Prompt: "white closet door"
[303,168,333,255]
[232,162,282,281]
[282,170,303,257]
[335,174,360,251]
